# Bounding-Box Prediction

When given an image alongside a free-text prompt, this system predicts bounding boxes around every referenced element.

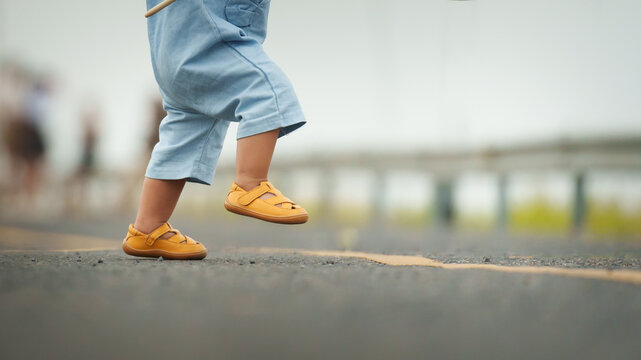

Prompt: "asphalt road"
[1,216,641,359]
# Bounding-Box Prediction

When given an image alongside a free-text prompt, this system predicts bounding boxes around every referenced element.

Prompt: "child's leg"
[124,176,205,260]
[234,128,279,191]
[225,128,308,224]
[133,177,186,237]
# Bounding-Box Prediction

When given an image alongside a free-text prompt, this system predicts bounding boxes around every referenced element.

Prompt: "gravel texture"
[432,254,641,269]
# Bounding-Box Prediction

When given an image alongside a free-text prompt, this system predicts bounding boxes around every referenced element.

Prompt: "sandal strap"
[237,181,297,208]
[263,185,296,207]
[145,222,172,246]
[264,195,294,207]
[166,229,193,244]
[238,181,273,205]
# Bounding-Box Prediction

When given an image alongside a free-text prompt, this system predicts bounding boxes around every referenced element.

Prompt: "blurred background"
[1,0,640,245]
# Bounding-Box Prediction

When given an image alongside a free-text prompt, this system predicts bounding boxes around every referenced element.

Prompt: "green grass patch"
[332,204,371,226]
[587,200,641,236]
[388,207,432,228]
[456,214,494,231]
[509,196,570,235]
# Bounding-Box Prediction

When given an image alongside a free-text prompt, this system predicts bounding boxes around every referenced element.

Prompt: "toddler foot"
[224,181,308,224]
[122,222,207,260]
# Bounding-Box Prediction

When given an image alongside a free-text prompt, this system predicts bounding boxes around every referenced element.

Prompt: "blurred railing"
[6,136,639,238]
[216,136,641,233]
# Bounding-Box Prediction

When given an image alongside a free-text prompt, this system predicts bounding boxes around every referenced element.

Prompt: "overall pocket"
[224,0,269,28]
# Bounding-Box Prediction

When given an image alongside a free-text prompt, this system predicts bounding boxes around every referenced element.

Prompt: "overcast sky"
[1,0,640,172]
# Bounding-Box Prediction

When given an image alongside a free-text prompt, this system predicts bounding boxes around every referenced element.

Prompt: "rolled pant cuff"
[236,110,306,139]
[145,159,216,185]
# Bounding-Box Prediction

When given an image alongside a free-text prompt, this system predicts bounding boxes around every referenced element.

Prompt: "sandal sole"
[122,241,207,260]
[224,201,308,224]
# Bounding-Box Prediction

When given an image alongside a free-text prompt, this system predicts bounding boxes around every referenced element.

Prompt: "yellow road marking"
[238,247,641,286]
[2,226,641,286]
[441,263,641,285]
[0,226,119,252]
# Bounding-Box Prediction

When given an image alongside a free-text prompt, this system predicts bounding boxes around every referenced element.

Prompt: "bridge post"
[317,166,334,221]
[572,172,586,235]
[434,178,455,228]
[496,174,509,231]
[371,170,387,223]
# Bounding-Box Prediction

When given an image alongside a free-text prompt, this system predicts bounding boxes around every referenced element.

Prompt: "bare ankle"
[234,177,267,191]
[133,219,166,234]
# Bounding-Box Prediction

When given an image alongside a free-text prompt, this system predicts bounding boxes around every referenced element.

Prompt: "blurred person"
[64,103,100,213]
[1,68,50,209]
[123,1,308,260]
[0,61,29,122]
[0,61,29,192]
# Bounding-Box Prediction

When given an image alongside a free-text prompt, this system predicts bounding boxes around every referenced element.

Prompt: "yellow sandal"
[122,222,207,260]
[224,181,308,224]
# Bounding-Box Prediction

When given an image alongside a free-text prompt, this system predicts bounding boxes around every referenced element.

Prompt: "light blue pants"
[145,0,306,185]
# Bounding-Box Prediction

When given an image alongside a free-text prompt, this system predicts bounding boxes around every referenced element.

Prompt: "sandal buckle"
[145,235,156,246]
